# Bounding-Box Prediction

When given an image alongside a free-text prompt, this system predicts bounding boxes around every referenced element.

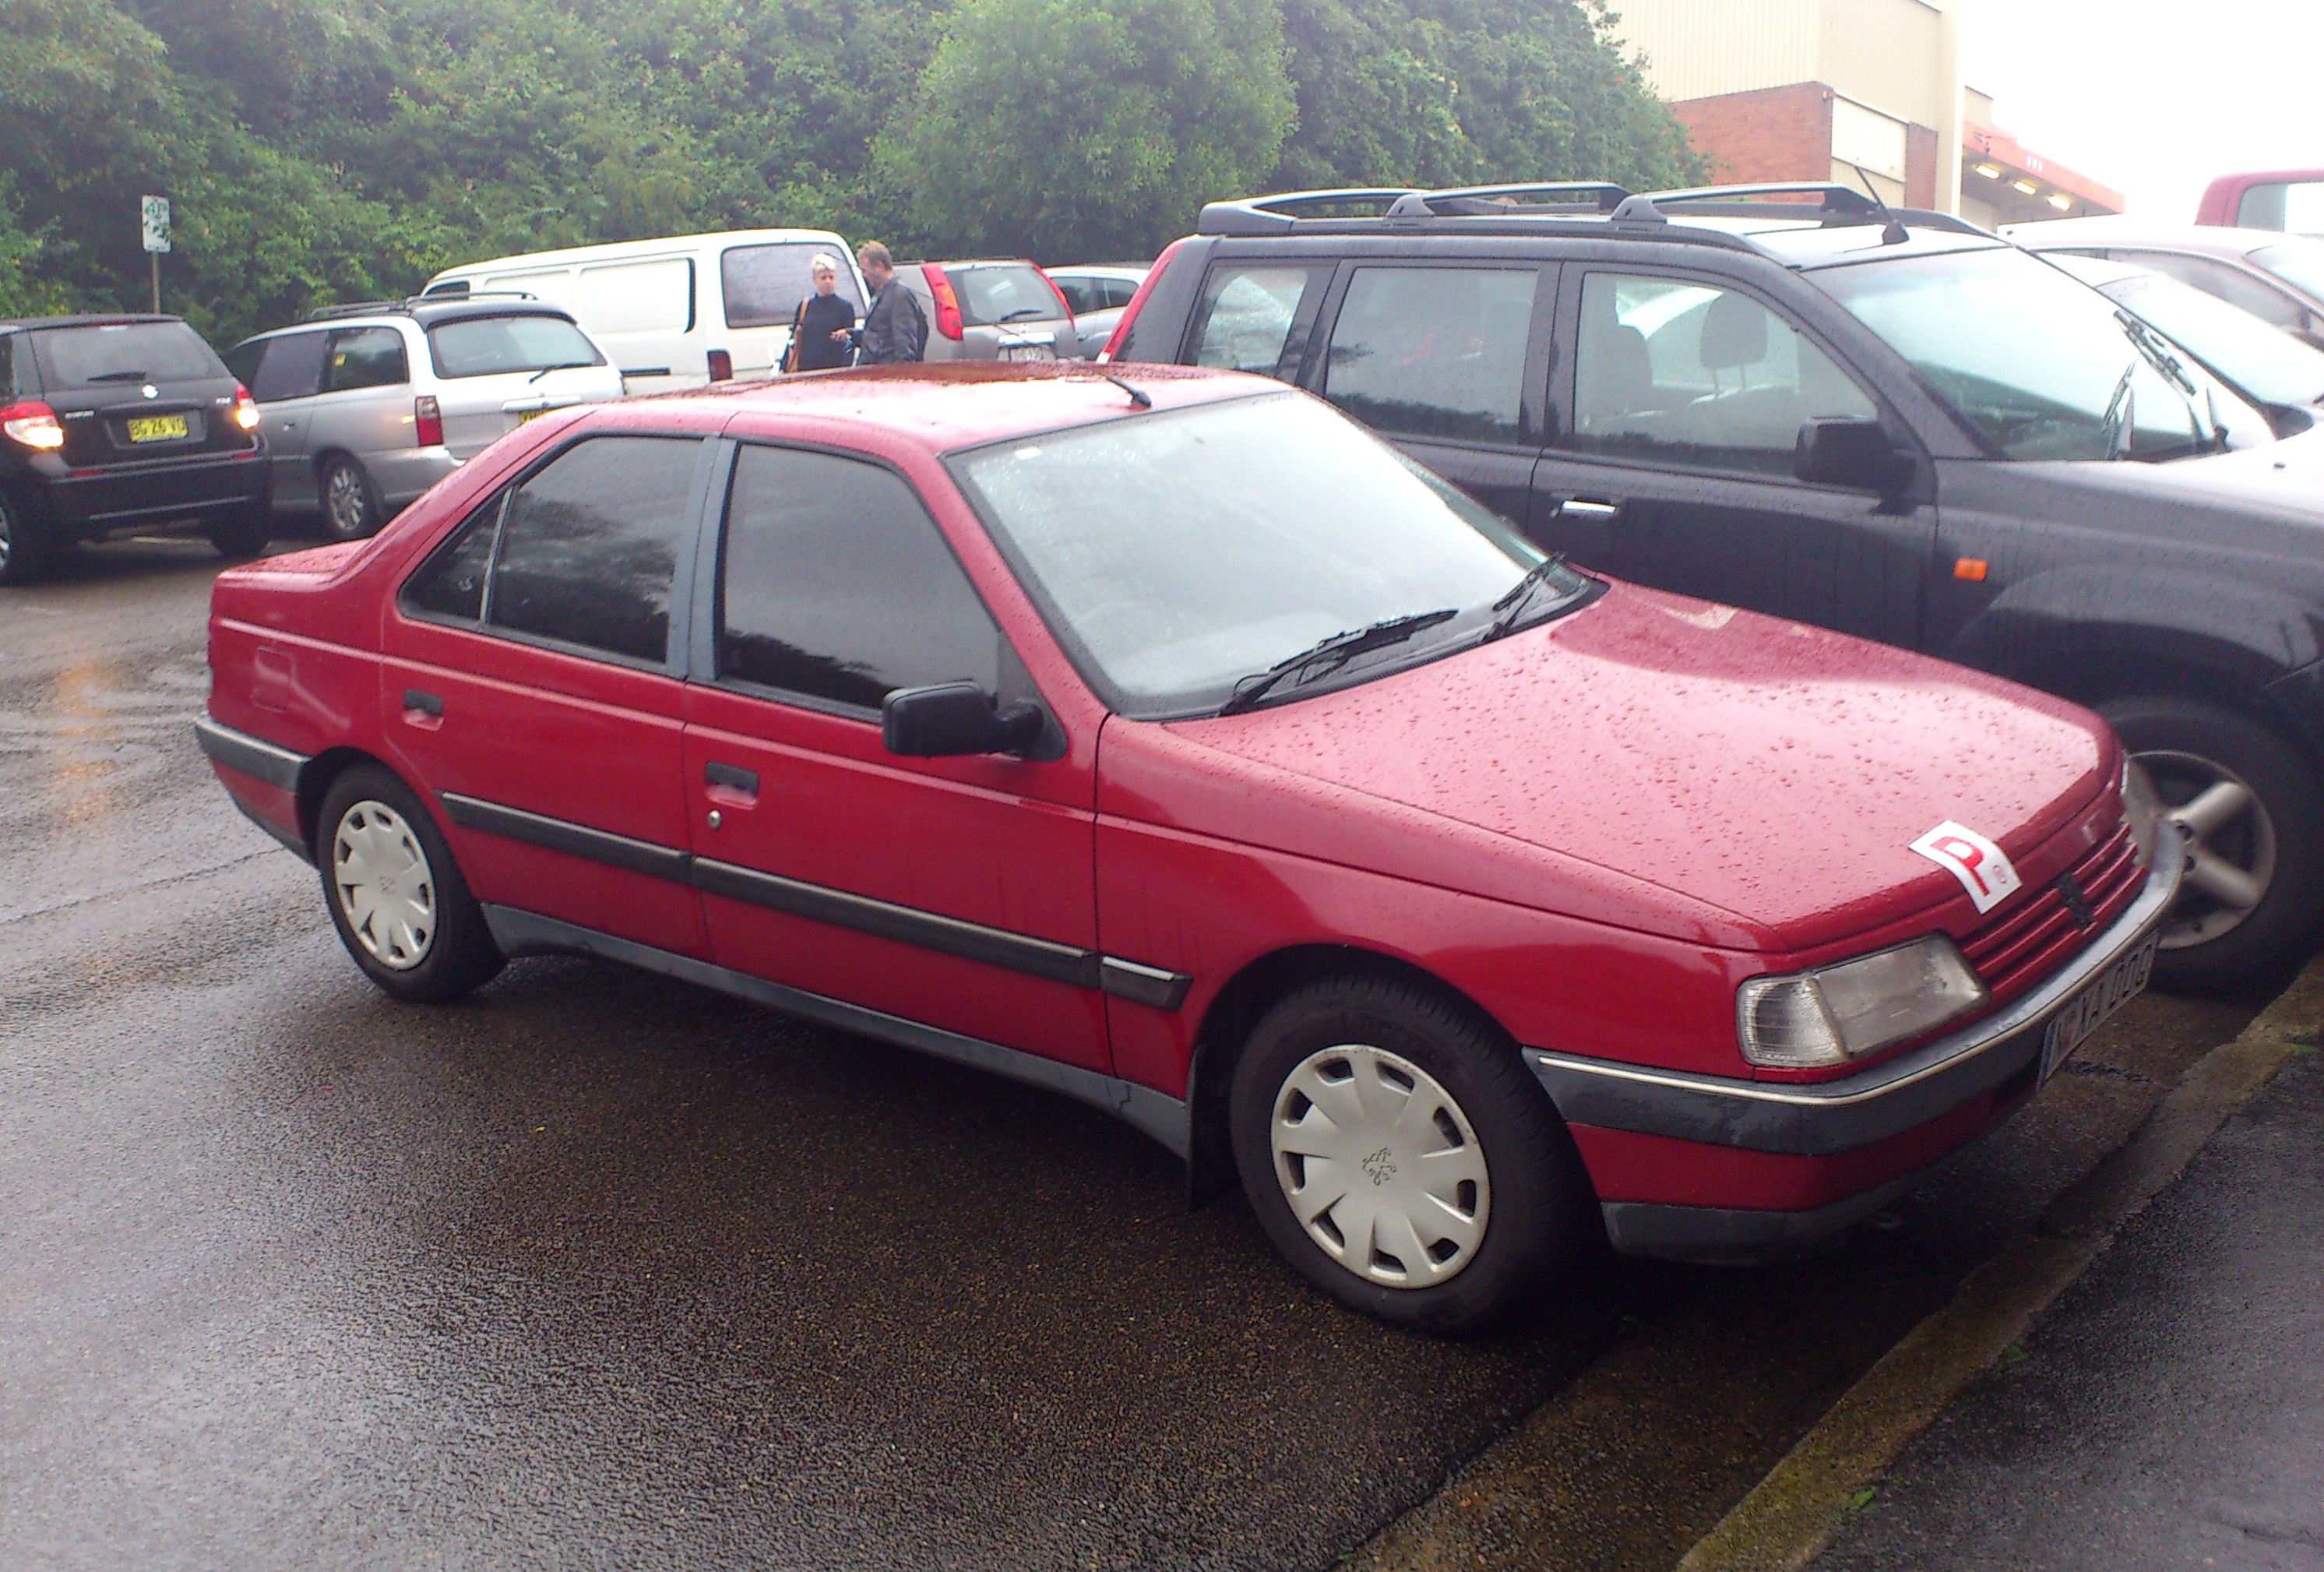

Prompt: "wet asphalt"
[0,540,2266,1571]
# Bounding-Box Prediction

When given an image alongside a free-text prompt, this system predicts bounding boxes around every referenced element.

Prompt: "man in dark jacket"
[854,241,928,365]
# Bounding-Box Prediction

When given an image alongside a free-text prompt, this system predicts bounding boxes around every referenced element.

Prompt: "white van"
[421,229,868,389]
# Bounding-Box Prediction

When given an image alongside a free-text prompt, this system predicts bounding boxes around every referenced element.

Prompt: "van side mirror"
[882,682,1046,757]
[1794,418,1914,494]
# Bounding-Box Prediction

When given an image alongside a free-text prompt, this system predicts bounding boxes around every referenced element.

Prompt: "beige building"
[1611,0,2119,226]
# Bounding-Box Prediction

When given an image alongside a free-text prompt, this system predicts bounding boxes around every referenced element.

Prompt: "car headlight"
[2121,756,2163,870]
[1737,936,1989,1069]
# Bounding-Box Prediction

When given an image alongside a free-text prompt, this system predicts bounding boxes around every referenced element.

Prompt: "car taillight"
[707,348,733,382]
[923,264,964,341]
[1,400,65,450]
[414,395,443,447]
[1098,238,1185,364]
[231,384,262,432]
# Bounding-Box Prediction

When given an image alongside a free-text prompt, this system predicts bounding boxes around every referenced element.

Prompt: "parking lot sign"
[140,196,171,254]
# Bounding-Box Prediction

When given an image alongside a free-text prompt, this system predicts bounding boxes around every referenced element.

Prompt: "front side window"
[1188,264,1329,379]
[722,244,864,330]
[323,326,410,393]
[1322,266,1538,444]
[952,393,1588,717]
[1569,273,1876,477]
[426,314,605,379]
[246,331,327,403]
[400,437,701,664]
[718,446,1002,713]
[1816,246,2266,462]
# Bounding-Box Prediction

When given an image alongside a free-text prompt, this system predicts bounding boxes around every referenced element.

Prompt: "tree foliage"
[0,0,1698,344]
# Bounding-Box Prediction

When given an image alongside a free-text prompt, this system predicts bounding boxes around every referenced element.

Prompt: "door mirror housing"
[882,682,1047,758]
[1794,418,1914,494]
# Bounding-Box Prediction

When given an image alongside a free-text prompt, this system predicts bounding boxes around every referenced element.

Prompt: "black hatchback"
[1112,182,2324,992]
[0,314,271,584]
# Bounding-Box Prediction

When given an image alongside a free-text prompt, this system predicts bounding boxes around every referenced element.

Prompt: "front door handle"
[1556,498,1622,519]
[705,761,759,798]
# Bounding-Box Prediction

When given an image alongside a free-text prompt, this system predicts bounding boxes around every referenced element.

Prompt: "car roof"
[2001,217,2287,258]
[0,313,188,333]
[233,298,584,344]
[636,361,1274,453]
[2036,251,2148,287]
[430,228,853,275]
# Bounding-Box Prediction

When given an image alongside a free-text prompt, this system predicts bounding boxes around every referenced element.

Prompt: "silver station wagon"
[225,298,625,541]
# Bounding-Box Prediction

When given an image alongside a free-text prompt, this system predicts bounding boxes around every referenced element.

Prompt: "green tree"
[882,0,1296,263]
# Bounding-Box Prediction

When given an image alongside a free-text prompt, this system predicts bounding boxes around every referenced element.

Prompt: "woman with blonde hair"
[783,252,857,372]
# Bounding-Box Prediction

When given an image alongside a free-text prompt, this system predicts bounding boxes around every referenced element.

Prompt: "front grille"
[1960,817,2142,1006]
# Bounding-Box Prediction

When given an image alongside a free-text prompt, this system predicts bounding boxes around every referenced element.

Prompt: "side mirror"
[882,682,1046,758]
[1794,418,1914,495]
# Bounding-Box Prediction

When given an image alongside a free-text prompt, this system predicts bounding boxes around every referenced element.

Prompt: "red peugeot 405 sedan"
[199,364,2178,1332]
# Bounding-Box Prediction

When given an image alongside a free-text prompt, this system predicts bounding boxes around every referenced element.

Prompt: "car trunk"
[431,364,629,462]
[31,321,259,520]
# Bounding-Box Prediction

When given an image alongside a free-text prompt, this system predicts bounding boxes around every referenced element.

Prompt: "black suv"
[1111,182,2324,992]
[1,314,271,584]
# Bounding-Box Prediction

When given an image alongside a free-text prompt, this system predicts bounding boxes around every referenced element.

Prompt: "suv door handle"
[1556,498,1622,519]
[705,761,759,797]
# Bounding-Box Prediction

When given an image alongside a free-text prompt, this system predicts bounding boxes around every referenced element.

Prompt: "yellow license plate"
[516,407,551,424]
[126,413,189,442]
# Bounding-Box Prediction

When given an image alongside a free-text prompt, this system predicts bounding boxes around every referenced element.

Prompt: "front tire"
[2103,695,2324,993]
[319,455,382,542]
[1229,972,1586,1334]
[316,765,503,1002]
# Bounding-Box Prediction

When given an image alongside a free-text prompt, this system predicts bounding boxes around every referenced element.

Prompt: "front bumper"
[1530,819,2185,1263]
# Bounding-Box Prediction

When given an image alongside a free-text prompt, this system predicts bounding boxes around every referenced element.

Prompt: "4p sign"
[1909,820,2023,915]
[140,196,171,255]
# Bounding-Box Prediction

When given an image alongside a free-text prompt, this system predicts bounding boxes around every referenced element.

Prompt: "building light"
[2048,193,2073,211]
[1974,164,2004,180]
[2012,179,2040,196]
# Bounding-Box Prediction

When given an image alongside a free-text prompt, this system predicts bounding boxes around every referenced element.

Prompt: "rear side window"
[722,244,864,329]
[1321,266,1539,444]
[718,446,1002,713]
[1051,276,1098,314]
[426,315,605,379]
[323,326,410,393]
[401,436,703,666]
[948,265,1058,328]
[246,331,327,402]
[30,321,226,389]
[1102,277,1142,308]
[1188,264,1329,379]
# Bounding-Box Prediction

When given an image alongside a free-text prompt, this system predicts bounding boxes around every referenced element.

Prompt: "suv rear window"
[426,315,604,379]
[30,321,226,389]
[948,265,1058,328]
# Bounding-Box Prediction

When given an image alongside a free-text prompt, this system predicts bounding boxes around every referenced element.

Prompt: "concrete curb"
[1671,954,2324,1572]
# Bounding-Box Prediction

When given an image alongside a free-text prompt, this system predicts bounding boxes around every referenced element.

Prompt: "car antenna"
[1843,162,1913,246]
[1097,371,1152,409]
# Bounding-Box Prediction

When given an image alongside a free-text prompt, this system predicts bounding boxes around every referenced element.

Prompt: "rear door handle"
[705,761,759,798]
[1557,498,1622,519]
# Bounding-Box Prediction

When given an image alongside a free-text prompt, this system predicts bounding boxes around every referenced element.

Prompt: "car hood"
[1129,583,2114,952]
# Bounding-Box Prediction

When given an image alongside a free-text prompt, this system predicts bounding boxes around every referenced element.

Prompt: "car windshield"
[952,265,1060,327]
[2104,272,2324,409]
[951,392,1592,717]
[2249,240,2324,301]
[31,321,225,389]
[426,314,604,379]
[1815,246,2266,460]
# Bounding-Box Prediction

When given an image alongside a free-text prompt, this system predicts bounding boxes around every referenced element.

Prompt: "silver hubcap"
[333,800,437,970]
[2139,747,2276,950]
[1270,1044,1491,1289]
[326,466,368,536]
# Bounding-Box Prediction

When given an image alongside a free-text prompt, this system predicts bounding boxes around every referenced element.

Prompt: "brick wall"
[1669,82,1836,186]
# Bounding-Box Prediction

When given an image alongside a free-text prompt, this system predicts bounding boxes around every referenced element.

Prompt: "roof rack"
[301,289,541,323]
[1197,189,1427,235]
[1382,182,1632,218]
[1611,183,1986,235]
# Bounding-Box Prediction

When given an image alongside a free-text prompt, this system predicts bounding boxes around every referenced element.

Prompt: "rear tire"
[2102,695,2324,994]
[207,504,272,560]
[315,764,503,1003]
[1229,971,1586,1334]
[0,490,54,586]
[319,455,382,542]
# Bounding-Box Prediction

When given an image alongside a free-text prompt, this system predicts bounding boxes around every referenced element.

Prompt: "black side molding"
[193,718,309,793]
[439,791,690,882]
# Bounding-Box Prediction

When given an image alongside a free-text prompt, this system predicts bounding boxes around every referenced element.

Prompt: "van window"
[245,331,328,403]
[425,315,605,379]
[323,326,410,393]
[578,258,694,334]
[723,244,864,329]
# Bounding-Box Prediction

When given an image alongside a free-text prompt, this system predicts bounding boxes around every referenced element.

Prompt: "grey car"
[894,261,1081,363]
[224,298,624,541]
[2005,217,2324,352]
[1046,264,1150,358]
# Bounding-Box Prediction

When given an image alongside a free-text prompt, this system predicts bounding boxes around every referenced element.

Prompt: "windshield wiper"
[1217,609,1460,716]
[527,360,595,382]
[2100,361,2137,460]
[85,369,149,382]
[998,305,1049,323]
[2113,309,2222,454]
[1484,553,1573,640]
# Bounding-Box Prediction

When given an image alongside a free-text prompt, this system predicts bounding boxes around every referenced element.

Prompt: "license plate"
[999,344,1056,363]
[2039,933,2158,1084]
[125,413,189,442]
[516,407,551,424]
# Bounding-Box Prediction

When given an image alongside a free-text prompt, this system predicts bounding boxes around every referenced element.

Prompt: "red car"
[198,365,2178,1333]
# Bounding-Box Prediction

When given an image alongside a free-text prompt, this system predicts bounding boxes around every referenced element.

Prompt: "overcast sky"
[1960,0,2324,217]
